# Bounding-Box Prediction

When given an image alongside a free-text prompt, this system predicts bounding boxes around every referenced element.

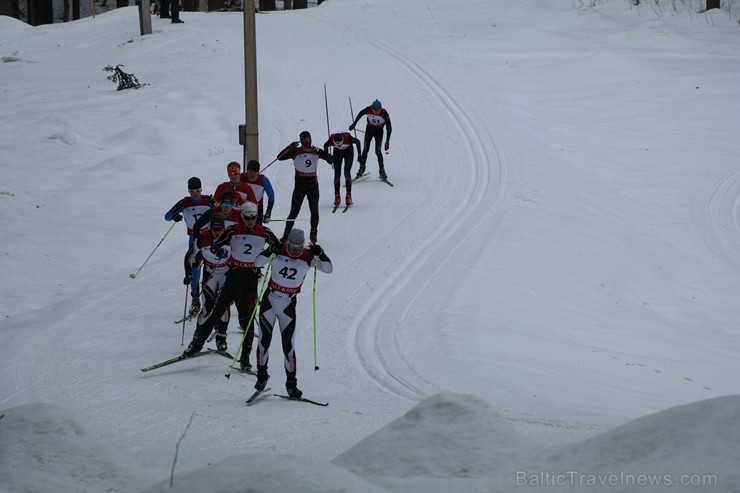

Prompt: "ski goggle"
[211,225,224,231]
[242,214,257,221]
[221,201,233,207]
[188,188,202,193]
[287,241,303,251]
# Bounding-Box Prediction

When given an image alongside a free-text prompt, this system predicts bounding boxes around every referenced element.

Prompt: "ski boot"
[215,334,228,353]
[182,340,202,358]
[255,368,269,391]
[345,193,353,206]
[334,194,341,206]
[285,372,303,399]
[379,168,388,181]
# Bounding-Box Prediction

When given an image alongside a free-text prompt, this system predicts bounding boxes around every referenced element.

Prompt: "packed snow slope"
[1,0,739,491]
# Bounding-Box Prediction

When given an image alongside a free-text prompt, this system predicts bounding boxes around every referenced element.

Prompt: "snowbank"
[3,393,738,492]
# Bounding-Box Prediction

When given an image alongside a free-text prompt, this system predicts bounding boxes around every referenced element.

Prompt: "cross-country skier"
[214,161,257,205]
[349,99,392,180]
[323,131,362,207]
[276,131,333,244]
[191,189,242,239]
[164,176,213,317]
[240,159,276,225]
[182,202,280,369]
[185,213,232,352]
[252,228,333,398]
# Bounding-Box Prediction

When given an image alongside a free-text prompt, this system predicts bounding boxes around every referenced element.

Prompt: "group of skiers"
[162,100,391,399]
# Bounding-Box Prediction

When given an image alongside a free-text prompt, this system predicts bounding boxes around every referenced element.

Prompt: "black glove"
[183,275,192,285]
[348,123,355,131]
[216,247,229,259]
[309,244,322,256]
[384,142,390,151]
[291,141,299,147]
[173,214,183,222]
[270,242,282,255]
[263,214,271,224]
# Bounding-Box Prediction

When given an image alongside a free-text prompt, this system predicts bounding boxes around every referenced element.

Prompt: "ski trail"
[701,167,740,272]
[346,40,509,401]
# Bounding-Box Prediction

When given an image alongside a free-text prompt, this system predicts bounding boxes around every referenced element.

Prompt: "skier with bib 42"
[252,228,333,399]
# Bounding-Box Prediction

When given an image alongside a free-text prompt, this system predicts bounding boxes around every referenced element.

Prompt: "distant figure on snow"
[349,99,392,181]
[323,131,361,207]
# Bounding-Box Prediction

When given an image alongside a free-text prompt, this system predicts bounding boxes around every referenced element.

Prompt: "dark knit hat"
[188,177,201,190]
[210,213,226,229]
[299,130,311,139]
[247,160,260,172]
[220,189,236,204]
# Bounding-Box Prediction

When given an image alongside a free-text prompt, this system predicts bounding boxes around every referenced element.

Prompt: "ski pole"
[225,258,274,379]
[349,97,358,140]
[262,218,309,222]
[181,285,189,346]
[324,83,331,138]
[129,222,177,279]
[262,144,298,173]
[312,261,319,371]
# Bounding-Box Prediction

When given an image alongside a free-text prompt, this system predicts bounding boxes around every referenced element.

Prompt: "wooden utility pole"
[242,0,259,167]
[138,0,152,35]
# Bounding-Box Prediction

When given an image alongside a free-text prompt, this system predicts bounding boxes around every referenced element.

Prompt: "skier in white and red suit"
[184,213,232,355]
[349,99,392,180]
[276,130,334,244]
[164,176,213,317]
[185,202,281,371]
[191,189,242,239]
[239,159,276,225]
[214,161,257,205]
[252,228,333,399]
[323,131,362,207]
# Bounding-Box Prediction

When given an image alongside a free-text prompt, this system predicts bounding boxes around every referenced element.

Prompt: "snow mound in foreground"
[335,393,740,493]
[3,393,739,493]
[540,394,740,492]
[0,402,139,493]
[143,454,387,493]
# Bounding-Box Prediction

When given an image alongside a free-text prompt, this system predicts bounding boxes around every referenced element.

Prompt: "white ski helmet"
[240,202,258,219]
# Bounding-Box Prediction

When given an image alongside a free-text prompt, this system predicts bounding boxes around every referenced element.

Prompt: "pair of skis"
[245,388,328,407]
[140,348,233,372]
[140,351,328,406]
[349,172,394,187]
[332,202,352,214]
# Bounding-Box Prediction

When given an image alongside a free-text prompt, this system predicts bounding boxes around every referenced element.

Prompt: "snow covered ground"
[1,0,739,491]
